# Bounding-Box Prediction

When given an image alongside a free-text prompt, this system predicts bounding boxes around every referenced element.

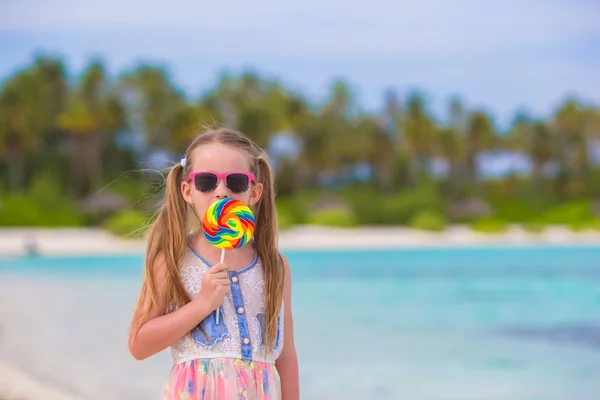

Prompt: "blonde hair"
[130,128,283,354]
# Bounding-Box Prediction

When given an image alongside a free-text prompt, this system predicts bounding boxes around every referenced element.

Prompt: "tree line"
[1,55,599,231]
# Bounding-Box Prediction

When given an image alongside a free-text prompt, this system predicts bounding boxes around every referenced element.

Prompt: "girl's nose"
[213,178,230,198]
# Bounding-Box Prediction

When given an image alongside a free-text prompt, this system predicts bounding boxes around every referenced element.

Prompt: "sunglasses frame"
[186,171,256,193]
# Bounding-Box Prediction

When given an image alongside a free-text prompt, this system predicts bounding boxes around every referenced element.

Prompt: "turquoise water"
[1,246,600,399]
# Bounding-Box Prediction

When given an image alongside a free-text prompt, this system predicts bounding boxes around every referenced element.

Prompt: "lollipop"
[202,198,255,254]
[202,198,255,323]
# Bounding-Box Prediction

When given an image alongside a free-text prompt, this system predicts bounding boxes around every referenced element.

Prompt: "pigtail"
[130,163,191,338]
[254,154,284,355]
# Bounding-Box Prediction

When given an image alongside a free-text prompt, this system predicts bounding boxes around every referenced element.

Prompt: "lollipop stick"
[216,248,226,324]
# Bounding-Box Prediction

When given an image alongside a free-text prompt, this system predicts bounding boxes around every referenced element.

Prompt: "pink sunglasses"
[186,171,256,193]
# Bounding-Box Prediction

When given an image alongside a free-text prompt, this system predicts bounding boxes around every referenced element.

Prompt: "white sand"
[1,225,599,398]
[1,225,600,258]
[0,361,87,400]
[0,228,145,258]
[0,274,171,400]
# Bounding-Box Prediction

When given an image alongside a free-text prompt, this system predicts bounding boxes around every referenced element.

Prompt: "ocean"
[1,245,599,399]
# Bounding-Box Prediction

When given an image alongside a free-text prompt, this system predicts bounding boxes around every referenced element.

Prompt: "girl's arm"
[128,254,230,360]
[275,254,300,400]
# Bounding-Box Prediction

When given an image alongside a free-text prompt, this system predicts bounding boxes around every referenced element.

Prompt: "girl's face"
[181,142,263,220]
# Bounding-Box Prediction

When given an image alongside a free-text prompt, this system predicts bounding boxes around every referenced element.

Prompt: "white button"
[231,276,238,283]
[243,337,250,345]
[237,307,244,314]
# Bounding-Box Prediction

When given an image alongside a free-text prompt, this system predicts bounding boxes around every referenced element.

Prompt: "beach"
[2,225,600,258]
[1,226,600,399]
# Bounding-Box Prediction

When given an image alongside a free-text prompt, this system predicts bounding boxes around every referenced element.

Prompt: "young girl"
[128,128,300,399]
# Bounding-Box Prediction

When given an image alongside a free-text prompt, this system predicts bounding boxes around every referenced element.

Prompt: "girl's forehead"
[190,143,252,171]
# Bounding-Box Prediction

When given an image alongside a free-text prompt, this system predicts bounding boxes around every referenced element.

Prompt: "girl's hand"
[196,262,231,312]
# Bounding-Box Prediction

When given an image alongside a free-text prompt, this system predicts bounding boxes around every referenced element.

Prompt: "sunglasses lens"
[226,173,250,193]
[194,173,218,192]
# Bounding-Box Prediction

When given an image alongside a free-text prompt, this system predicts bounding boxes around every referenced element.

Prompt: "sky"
[1,0,599,129]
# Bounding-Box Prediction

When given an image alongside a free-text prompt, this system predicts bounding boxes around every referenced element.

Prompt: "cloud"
[0,0,598,123]
[1,0,598,59]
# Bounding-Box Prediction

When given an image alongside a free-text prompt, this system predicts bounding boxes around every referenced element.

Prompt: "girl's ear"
[249,182,263,206]
[181,180,194,205]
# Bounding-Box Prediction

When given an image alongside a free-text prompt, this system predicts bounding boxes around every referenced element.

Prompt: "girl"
[128,128,300,399]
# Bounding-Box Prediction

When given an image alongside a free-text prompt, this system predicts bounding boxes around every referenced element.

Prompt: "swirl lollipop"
[202,198,255,323]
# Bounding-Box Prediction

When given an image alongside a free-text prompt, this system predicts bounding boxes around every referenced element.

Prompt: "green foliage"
[276,206,295,230]
[490,198,548,223]
[0,195,46,226]
[522,221,547,233]
[471,218,509,233]
[536,200,594,225]
[0,170,83,226]
[588,219,600,231]
[28,170,65,210]
[568,218,600,232]
[306,207,358,227]
[102,209,150,238]
[0,195,84,226]
[343,183,444,225]
[486,198,599,232]
[107,175,151,203]
[275,196,310,226]
[408,210,448,231]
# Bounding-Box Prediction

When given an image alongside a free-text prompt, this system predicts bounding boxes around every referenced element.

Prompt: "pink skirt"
[162,358,281,400]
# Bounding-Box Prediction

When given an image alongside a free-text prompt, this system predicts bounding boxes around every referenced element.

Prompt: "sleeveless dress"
[162,246,285,400]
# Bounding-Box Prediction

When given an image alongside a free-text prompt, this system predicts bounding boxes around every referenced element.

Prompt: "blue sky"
[1,0,599,129]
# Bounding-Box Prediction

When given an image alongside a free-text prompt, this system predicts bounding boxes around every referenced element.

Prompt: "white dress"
[162,246,284,400]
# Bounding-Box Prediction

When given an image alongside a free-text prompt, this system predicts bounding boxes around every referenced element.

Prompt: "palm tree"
[436,127,462,184]
[0,71,44,191]
[119,65,186,153]
[58,60,126,196]
[0,56,68,192]
[529,122,556,183]
[58,94,98,195]
[33,57,69,131]
[465,110,495,184]
[552,99,588,197]
[168,103,214,153]
[359,115,396,192]
[401,92,435,185]
[438,97,467,186]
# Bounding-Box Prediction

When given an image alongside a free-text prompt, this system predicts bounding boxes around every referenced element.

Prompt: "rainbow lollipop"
[202,198,255,323]
[203,198,255,253]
